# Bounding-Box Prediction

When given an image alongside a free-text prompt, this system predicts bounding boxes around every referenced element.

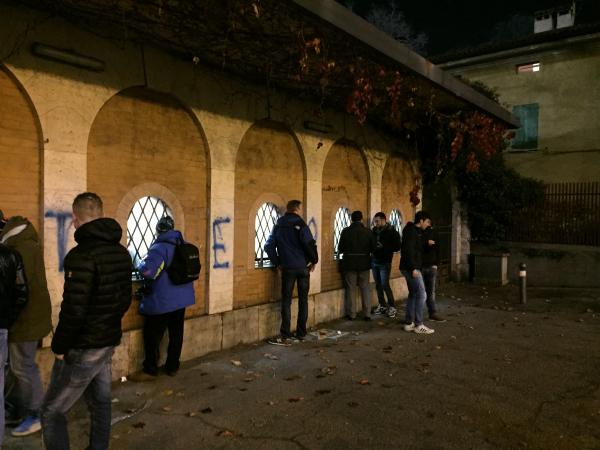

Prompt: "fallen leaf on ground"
[187,411,197,417]
[267,401,277,406]
[201,407,213,414]
[217,430,233,437]
[163,389,174,396]
[176,392,185,397]
[288,397,304,402]
[132,422,146,429]
[244,377,254,382]
[284,375,303,381]
[162,406,171,412]
[263,353,279,360]
[230,360,242,367]
[359,379,370,385]
[315,389,332,395]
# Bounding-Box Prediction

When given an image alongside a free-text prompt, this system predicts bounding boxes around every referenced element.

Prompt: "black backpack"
[167,239,201,285]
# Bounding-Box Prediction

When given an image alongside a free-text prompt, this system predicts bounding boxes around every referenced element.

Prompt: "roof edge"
[292,0,519,127]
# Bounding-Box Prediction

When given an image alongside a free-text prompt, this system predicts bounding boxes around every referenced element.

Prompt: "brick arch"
[381,153,418,278]
[87,86,209,323]
[0,64,44,232]
[321,139,370,291]
[233,120,305,308]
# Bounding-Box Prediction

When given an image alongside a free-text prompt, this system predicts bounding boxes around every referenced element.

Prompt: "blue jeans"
[9,340,44,417]
[422,266,438,316]
[41,347,114,450]
[401,270,426,326]
[372,262,395,307]
[280,268,310,338]
[0,329,7,446]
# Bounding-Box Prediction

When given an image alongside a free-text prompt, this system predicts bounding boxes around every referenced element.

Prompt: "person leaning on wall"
[0,242,29,448]
[0,210,52,437]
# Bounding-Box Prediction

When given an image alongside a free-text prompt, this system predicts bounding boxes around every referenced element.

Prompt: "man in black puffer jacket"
[41,193,132,450]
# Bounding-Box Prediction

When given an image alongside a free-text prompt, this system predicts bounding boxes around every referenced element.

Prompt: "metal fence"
[505,182,600,246]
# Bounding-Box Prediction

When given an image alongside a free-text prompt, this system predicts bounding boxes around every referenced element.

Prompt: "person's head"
[373,212,386,228]
[156,216,175,234]
[414,211,432,229]
[286,199,302,216]
[351,210,363,223]
[72,192,103,229]
[0,209,5,230]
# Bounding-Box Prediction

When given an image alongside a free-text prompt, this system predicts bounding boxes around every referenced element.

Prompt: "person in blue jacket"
[130,216,195,381]
[265,200,318,345]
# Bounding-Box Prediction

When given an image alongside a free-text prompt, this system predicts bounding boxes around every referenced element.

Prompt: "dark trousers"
[280,268,310,338]
[41,347,114,450]
[422,266,438,316]
[372,262,395,307]
[142,308,185,375]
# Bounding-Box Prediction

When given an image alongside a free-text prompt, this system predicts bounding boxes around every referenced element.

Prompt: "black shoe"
[295,333,307,341]
[161,366,179,376]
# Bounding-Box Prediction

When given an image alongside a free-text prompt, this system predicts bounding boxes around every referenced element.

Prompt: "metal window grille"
[127,196,173,278]
[333,207,351,260]
[389,208,403,236]
[255,202,281,268]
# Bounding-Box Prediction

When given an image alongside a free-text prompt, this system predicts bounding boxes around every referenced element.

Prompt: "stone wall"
[0,3,418,379]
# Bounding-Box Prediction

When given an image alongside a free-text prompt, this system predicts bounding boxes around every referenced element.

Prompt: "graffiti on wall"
[212,216,231,269]
[44,210,72,272]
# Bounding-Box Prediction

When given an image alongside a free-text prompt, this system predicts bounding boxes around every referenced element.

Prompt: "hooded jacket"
[0,243,28,330]
[338,221,376,272]
[264,213,318,270]
[399,222,423,272]
[138,229,195,315]
[0,216,52,342]
[51,218,132,355]
[372,223,401,264]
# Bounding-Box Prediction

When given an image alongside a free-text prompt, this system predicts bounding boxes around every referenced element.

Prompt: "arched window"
[255,202,281,268]
[389,208,403,236]
[127,196,173,275]
[333,207,351,260]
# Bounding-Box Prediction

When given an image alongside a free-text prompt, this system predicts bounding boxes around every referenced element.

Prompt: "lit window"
[333,207,351,260]
[516,62,541,73]
[389,209,403,236]
[127,196,173,278]
[255,202,281,268]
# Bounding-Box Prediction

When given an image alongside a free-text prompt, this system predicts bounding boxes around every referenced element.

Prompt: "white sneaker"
[413,324,435,334]
[387,306,397,318]
[403,322,415,332]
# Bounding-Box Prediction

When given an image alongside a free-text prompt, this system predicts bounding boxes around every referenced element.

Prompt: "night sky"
[342,0,600,55]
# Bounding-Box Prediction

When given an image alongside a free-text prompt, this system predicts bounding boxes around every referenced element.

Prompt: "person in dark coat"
[422,225,446,322]
[265,200,318,344]
[371,212,401,318]
[130,216,195,380]
[399,211,435,334]
[0,211,52,436]
[338,210,376,321]
[41,193,132,450]
[0,242,28,448]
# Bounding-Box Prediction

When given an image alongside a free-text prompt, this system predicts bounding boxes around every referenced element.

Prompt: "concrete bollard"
[519,263,527,304]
